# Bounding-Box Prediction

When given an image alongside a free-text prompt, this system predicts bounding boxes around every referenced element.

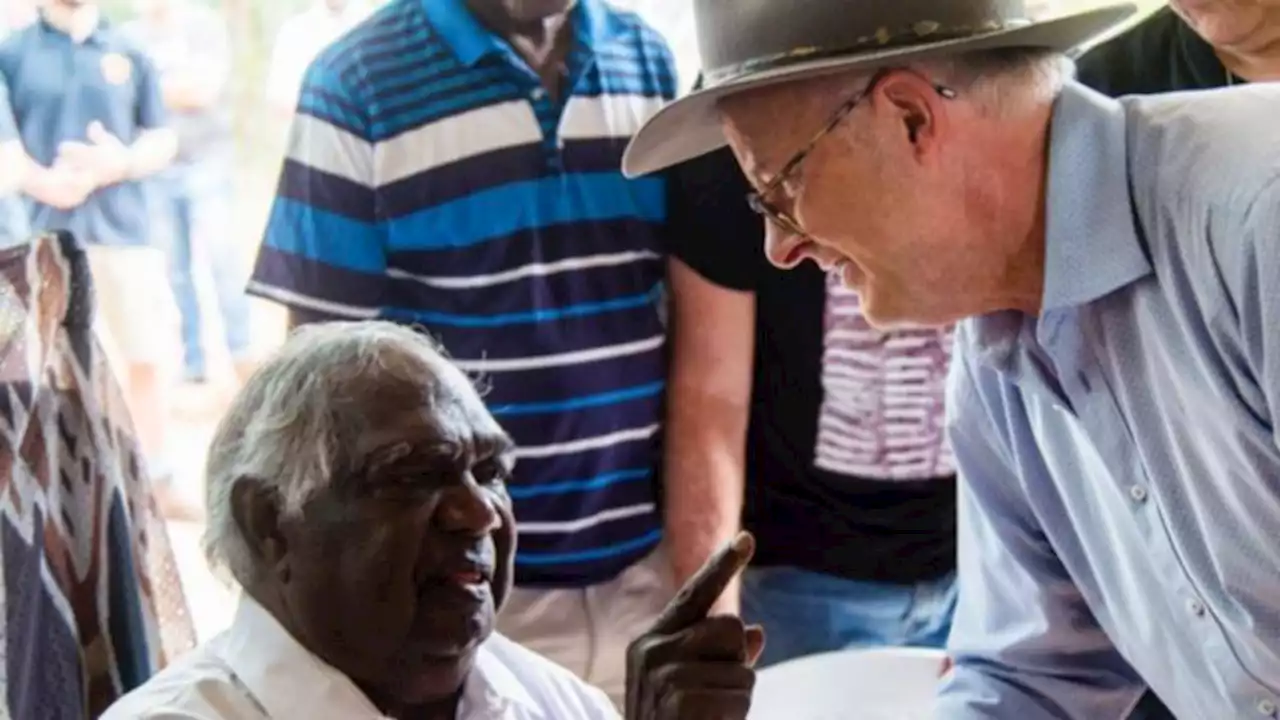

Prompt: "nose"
[763,218,807,269]
[435,479,502,537]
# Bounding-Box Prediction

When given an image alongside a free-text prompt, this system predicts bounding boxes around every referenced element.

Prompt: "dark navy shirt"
[0,16,166,246]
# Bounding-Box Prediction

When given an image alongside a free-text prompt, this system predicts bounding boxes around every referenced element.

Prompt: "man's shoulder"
[479,633,619,718]
[0,22,39,61]
[301,0,435,96]
[1124,87,1280,209]
[101,637,263,720]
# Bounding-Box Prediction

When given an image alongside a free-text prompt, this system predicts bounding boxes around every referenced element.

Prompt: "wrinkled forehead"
[353,356,510,463]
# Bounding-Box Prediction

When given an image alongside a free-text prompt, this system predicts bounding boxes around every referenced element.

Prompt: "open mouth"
[449,569,486,587]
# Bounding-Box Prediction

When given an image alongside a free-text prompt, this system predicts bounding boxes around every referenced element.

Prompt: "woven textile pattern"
[0,232,195,719]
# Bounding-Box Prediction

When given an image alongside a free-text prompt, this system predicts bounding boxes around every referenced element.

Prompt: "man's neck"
[43,3,100,43]
[952,107,1050,319]
[1216,44,1280,83]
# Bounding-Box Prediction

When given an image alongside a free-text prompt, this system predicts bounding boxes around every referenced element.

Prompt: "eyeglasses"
[744,69,958,238]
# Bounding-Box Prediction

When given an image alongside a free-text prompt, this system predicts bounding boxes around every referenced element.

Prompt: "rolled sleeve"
[248,63,386,319]
[937,341,1146,719]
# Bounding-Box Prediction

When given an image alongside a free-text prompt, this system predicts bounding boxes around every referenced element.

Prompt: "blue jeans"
[742,566,958,668]
[166,164,251,379]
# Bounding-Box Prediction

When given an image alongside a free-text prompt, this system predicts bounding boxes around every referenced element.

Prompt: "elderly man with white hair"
[102,321,763,720]
[622,0,1280,718]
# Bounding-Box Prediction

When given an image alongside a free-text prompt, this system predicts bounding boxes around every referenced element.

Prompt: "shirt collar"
[422,0,617,68]
[216,597,542,719]
[38,7,107,45]
[1040,81,1153,311]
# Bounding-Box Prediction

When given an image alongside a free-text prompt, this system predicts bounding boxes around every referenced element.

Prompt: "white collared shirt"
[103,598,620,719]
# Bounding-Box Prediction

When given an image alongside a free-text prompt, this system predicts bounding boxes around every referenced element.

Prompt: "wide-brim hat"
[621,0,1137,178]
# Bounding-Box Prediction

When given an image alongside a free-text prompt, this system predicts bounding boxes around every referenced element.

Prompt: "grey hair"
[840,48,1074,116]
[920,48,1075,115]
[201,321,451,586]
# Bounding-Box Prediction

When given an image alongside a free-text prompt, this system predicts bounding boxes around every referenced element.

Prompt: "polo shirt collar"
[37,7,108,45]
[422,0,618,67]
[216,596,543,719]
[1040,81,1152,312]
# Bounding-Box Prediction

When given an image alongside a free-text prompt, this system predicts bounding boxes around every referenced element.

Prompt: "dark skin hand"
[626,532,766,720]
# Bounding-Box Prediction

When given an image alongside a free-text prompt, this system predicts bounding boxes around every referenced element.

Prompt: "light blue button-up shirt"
[937,81,1280,719]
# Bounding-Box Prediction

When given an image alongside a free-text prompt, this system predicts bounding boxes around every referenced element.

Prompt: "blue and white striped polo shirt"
[249,0,676,586]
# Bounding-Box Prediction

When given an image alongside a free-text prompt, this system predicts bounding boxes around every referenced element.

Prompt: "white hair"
[841,48,1074,116]
[201,321,450,586]
[922,48,1075,115]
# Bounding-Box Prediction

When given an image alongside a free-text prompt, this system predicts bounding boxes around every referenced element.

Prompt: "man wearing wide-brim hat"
[623,0,1280,717]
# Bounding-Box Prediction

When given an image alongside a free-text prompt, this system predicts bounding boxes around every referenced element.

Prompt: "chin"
[382,651,480,708]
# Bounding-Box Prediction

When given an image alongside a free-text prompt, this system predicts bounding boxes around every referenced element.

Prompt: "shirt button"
[1129,485,1147,503]
[1187,598,1206,617]
[531,87,546,100]
[1258,699,1277,716]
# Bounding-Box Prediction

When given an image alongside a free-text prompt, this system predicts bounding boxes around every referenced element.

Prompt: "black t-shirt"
[1075,7,1233,94]
[667,149,956,585]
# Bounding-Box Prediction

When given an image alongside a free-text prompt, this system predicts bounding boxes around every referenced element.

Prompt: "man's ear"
[878,72,946,158]
[230,477,290,581]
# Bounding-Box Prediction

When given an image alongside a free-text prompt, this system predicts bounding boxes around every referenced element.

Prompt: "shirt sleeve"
[936,340,1147,719]
[665,148,765,292]
[247,60,387,319]
[0,75,18,143]
[131,49,168,131]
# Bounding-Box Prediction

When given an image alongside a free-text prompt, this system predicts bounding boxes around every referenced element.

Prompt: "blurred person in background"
[0,0,35,39]
[1076,0,1280,89]
[248,0,678,706]
[0,0,182,512]
[264,0,371,118]
[0,73,30,247]
[127,0,254,394]
[664,136,957,666]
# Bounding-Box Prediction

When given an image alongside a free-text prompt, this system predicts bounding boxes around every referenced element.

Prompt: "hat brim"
[622,2,1137,178]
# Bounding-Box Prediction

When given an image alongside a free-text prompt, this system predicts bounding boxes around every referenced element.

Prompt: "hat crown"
[695,0,1033,84]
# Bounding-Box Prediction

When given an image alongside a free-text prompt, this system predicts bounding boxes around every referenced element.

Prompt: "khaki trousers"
[497,545,675,709]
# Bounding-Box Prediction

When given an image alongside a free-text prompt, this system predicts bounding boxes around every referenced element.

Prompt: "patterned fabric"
[815,273,954,480]
[249,0,677,586]
[0,232,194,719]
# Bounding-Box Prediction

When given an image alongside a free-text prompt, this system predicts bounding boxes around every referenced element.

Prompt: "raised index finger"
[650,531,755,635]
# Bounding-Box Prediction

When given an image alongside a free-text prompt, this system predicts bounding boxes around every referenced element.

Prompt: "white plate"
[748,647,944,720]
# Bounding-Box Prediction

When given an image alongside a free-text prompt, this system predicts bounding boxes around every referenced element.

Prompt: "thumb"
[87,121,108,143]
[745,624,765,667]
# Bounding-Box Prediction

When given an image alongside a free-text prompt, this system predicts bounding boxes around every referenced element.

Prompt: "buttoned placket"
[1040,311,1280,718]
